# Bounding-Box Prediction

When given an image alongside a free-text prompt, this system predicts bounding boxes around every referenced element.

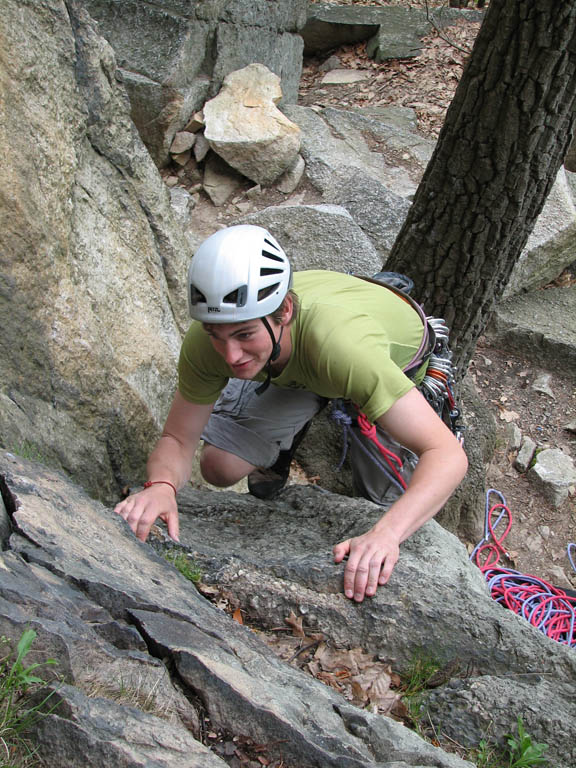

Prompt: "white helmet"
[187,225,292,323]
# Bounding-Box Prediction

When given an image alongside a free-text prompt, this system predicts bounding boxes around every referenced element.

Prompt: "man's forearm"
[146,433,198,490]
[372,443,468,542]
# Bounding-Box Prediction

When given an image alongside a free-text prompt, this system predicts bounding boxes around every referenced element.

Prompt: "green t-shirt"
[178,270,425,423]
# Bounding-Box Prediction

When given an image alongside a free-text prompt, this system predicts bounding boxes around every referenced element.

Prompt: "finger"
[344,553,368,601]
[114,499,130,518]
[378,551,398,585]
[165,510,180,543]
[333,540,350,563]
[364,558,384,597]
[351,559,370,602]
[135,513,154,542]
[344,556,358,598]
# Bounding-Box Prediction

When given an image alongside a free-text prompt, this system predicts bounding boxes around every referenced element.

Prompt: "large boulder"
[0,0,190,502]
[301,3,484,59]
[204,64,302,186]
[488,285,576,370]
[283,104,433,201]
[2,450,474,768]
[504,168,576,297]
[80,0,308,165]
[239,203,382,274]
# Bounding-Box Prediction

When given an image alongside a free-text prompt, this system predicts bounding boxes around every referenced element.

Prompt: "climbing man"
[115,224,468,602]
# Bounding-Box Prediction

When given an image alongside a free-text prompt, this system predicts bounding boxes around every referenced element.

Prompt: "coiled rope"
[471,490,576,648]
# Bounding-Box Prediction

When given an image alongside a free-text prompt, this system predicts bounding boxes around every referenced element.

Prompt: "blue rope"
[568,543,576,574]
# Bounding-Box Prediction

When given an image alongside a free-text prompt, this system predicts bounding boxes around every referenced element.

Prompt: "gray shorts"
[201,380,328,468]
[202,380,416,508]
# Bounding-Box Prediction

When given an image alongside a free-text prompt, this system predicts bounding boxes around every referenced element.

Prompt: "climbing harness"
[471,489,576,648]
[329,272,464,500]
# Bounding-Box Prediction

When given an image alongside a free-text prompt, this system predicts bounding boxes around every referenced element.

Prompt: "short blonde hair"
[270,290,299,325]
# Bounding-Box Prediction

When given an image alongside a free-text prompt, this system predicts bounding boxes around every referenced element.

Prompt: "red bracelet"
[143,480,177,496]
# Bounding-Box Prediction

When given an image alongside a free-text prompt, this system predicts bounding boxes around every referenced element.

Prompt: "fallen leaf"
[390,697,413,723]
[233,608,243,625]
[285,611,305,638]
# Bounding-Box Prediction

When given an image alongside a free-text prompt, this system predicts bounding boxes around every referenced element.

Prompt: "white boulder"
[203,63,301,186]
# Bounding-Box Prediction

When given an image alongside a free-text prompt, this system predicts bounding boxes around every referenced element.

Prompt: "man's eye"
[237,333,252,340]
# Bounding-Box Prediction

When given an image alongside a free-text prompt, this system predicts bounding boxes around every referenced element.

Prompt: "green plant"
[505,717,548,767]
[400,648,442,698]
[8,442,45,463]
[164,550,202,584]
[0,629,58,767]
[467,718,549,768]
[398,649,444,730]
[468,737,505,768]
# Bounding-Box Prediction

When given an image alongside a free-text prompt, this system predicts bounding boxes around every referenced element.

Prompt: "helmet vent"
[190,285,207,305]
[263,237,281,252]
[261,248,284,263]
[223,285,247,307]
[258,284,279,301]
[260,267,283,277]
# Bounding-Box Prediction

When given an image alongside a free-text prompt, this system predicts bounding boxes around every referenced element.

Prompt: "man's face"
[204,318,278,379]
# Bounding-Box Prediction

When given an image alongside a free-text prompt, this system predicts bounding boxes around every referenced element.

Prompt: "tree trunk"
[386,0,576,373]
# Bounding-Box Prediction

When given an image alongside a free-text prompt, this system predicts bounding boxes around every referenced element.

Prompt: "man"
[115,224,467,602]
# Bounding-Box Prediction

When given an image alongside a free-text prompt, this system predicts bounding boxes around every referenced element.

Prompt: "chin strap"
[255,317,283,396]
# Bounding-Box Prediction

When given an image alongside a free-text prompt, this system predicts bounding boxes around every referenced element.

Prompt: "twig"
[423,0,474,55]
[287,639,321,663]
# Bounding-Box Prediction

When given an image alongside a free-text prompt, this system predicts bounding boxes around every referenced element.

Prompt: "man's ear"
[280,293,293,325]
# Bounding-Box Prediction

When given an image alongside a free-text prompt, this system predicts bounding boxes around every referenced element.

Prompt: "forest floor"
[298,4,576,590]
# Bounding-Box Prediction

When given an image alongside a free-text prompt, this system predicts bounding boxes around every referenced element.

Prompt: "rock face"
[2,451,476,768]
[301,3,483,59]
[80,0,308,165]
[2,450,575,767]
[0,0,190,502]
[204,64,302,185]
[489,285,576,370]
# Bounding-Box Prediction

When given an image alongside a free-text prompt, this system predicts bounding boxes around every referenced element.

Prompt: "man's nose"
[223,339,242,364]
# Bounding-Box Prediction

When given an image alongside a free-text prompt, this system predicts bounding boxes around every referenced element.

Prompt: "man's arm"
[114,392,214,542]
[333,387,467,602]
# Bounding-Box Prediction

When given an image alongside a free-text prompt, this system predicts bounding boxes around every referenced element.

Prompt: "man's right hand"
[114,484,180,543]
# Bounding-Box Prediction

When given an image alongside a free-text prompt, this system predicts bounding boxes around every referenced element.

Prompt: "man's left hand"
[333,528,400,602]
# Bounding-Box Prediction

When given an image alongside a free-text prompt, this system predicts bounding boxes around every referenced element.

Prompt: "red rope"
[473,502,512,569]
[355,410,407,491]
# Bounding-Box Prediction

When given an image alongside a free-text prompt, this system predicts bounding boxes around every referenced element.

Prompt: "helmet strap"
[260,316,283,362]
[255,317,284,396]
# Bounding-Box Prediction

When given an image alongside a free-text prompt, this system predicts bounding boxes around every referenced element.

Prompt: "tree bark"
[386,0,576,373]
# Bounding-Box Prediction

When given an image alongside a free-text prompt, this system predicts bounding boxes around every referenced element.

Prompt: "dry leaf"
[232,608,244,625]
[285,610,305,638]
[390,697,413,723]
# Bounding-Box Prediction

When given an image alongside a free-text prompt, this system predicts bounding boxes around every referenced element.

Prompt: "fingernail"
[345,590,353,598]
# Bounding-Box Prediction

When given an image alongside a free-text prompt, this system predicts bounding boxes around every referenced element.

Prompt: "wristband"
[143,480,177,496]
